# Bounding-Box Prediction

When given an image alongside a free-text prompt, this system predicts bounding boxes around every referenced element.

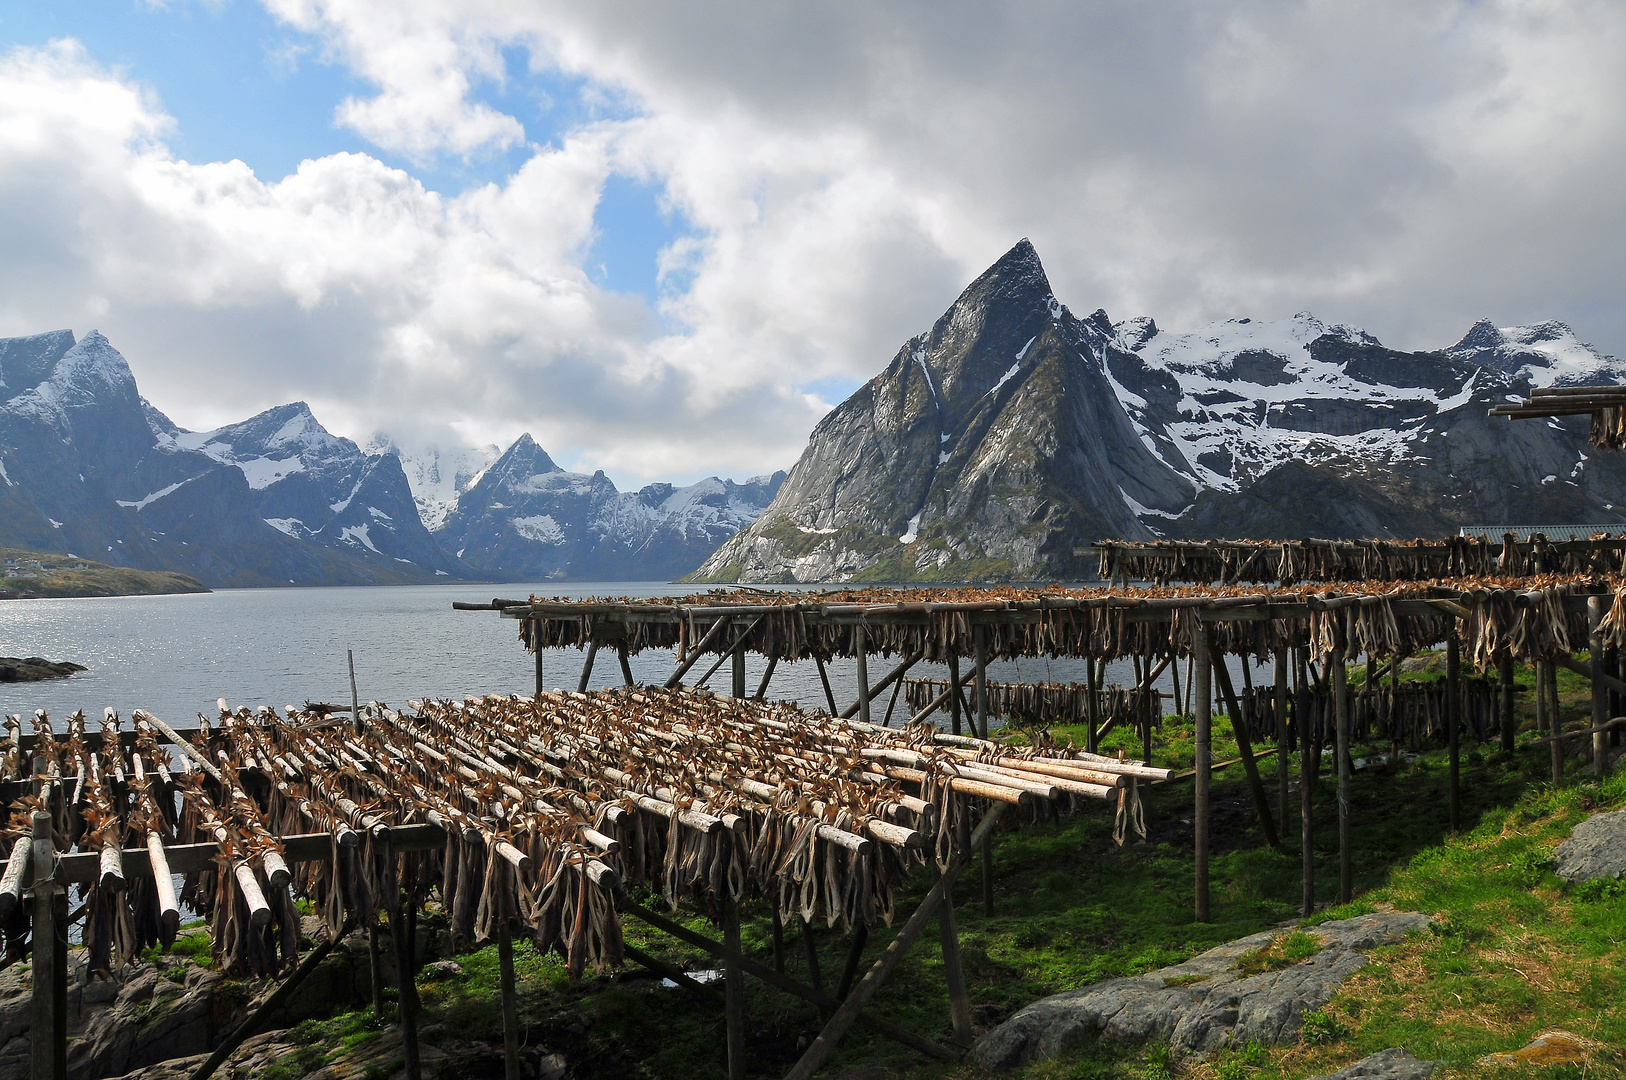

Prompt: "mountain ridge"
[0,330,785,586]
[691,240,1626,583]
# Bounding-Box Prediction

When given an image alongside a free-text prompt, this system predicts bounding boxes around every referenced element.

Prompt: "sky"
[0,1,1622,488]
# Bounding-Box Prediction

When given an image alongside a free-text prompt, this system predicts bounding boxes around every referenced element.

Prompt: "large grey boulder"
[1306,1048,1437,1079]
[970,911,1429,1070]
[1553,809,1626,883]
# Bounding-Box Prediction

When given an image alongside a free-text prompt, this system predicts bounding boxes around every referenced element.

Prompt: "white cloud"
[1,2,1624,489]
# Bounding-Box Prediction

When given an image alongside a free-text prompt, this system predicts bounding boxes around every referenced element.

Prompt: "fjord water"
[1,583,1140,731]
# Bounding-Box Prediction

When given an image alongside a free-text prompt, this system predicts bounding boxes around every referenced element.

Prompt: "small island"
[0,656,86,682]
[0,546,208,600]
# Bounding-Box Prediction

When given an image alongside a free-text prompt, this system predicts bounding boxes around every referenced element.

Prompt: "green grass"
[0,544,207,599]
[1233,931,1320,977]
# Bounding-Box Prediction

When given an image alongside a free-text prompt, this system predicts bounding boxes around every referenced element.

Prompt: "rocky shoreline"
[0,656,86,682]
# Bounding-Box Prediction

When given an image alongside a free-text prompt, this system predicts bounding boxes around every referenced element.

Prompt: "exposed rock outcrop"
[1553,809,1626,884]
[1306,1048,1437,1079]
[969,911,1429,1069]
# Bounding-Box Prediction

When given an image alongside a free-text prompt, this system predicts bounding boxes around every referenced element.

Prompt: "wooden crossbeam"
[0,824,448,885]
[619,901,957,1063]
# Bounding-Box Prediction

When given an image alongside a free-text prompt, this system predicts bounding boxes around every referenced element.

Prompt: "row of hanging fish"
[1096,536,1626,586]
[517,576,1625,667]
[1231,677,1511,749]
[2,687,1164,981]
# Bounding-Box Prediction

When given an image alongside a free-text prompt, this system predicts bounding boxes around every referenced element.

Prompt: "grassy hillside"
[0,545,208,599]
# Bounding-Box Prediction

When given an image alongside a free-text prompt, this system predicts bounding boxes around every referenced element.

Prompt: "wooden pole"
[1447,634,1461,830]
[855,625,870,725]
[1170,654,1182,722]
[534,636,545,699]
[498,919,521,1080]
[840,647,924,720]
[1211,658,1279,848]
[1616,649,1625,749]
[783,803,1007,1080]
[1142,653,1154,765]
[772,908,785,974]
[814,655,840,717]
[389,904,422,1080]
[981,830,994,917]
[694,622,762,691]
[348,649,362,736]
[835,924,869,1001]
[368,922,385,1019]
[1193,623,1212,923]
[949,654,963,737]
[801,918,824,999]
[576,640,600,694]
[1499,654,1516,753]
[723,894,745,1080]
[754,655,779,700]
[620,904,954,1062]
[666,617,731,688]
[625,943,721,1001]
[732,643,747,700]
[1333,651,1351,905]
[30,810,64,1080]
[974,625,989,740]
[1541,659,1562,782]
[1083,656,1096,752]
[1589,596,1608,775]
[1299,648,1315,917]
[882,675,905,726]
[188,917,357,1080]
[618,642,636,688]
[935,871,973,1049]
[1275,649,1289,830]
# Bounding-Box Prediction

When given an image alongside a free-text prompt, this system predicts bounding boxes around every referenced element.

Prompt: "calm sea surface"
[0,582,1203,731]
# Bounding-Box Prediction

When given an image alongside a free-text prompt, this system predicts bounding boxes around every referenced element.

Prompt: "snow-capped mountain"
[148,403,461,575]
[363,435,500,532]
[0,331,461,586]
[1444,319,1626,387]
[440,434,785,580]
[694,240,1626,583]
[0,328,785,585]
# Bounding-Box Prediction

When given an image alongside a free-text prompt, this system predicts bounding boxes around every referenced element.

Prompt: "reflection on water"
[1,582,1271,733]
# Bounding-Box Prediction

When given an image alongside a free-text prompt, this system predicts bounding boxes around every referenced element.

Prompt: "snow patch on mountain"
[512,514,566,545]
[116,478,192,511]
[1445,319,1626,387]
[367,436,500,532]
[1116,312,1454,493]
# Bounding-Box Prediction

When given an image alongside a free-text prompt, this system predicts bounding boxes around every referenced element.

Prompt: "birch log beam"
[147,831,181,932]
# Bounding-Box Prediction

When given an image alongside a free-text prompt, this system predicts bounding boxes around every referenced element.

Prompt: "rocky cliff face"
[439,434,784,580]
[693,240,1626,583]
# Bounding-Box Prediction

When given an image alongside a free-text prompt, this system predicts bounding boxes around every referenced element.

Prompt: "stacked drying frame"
[479,573,1626,941]
[0,686,1158,1080]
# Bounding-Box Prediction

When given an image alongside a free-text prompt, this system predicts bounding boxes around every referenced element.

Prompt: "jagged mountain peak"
[0,329,75,400]
[1444,318,1623,387]
[41,331,141,404]
[440,433,783,580]
[488,433,560,479]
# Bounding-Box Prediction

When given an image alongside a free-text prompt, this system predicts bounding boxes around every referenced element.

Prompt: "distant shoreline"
[0,546,209,600]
